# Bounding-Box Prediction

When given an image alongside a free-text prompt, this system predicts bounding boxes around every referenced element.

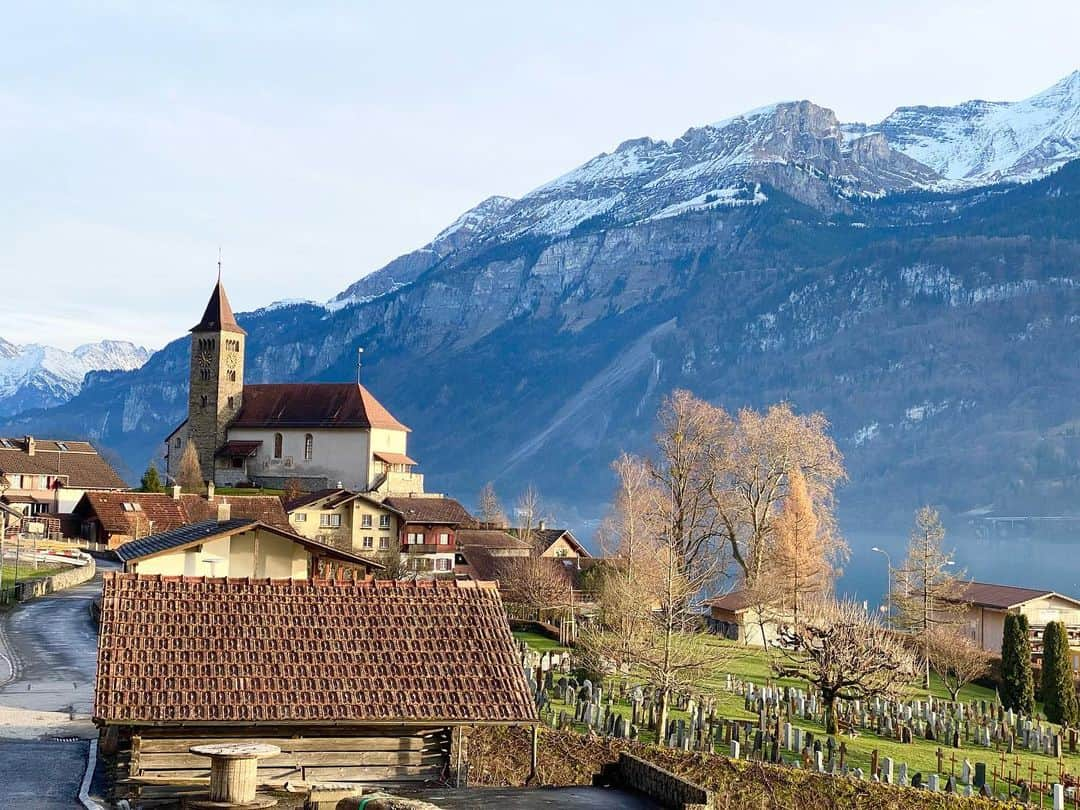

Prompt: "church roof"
[191,280,246,335]
[232,383,409,431]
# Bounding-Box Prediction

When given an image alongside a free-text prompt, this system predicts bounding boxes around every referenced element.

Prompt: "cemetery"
[512,633,1080,807]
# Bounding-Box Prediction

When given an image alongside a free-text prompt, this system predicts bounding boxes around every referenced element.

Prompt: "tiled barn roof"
[93,574,537,726]
[77,491,291,535]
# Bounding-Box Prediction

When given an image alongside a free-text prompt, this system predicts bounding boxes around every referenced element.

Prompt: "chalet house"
[113,510,380,579]
[94,574,537,793]
[164,280,423,495]
[72,486,292,549]
[510,525,591,559]
[0,436,126,519]
[383,495,474,575]
[285,488,401,555]
[946,581,1080,669]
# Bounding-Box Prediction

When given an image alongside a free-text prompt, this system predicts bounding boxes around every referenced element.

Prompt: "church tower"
[187,276,246,483]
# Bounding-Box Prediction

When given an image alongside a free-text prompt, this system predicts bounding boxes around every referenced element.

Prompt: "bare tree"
[372,546,411,580]
[283,477,306,503]
[927,628,992,701]
[498,555,572,620]
[514,485,547,550]
[768,467,833,627]
[478,482,508,527]
[892,506,967,688]
[710,403,846,591]
[176,441,205,493]
[774,598,916,735]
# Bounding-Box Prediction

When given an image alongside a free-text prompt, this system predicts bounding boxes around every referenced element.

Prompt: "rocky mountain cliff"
[0,338,150,419]
[4,72,1080,530]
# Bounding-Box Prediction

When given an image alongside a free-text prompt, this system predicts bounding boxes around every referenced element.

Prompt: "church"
[164,279,423,495]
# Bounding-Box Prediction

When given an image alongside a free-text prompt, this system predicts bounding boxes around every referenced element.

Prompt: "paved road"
[0,559,115,715]
[0,739,89,808]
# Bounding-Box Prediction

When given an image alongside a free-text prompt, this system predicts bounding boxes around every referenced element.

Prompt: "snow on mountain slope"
[0,338,150,416]
[845,70,1080,185]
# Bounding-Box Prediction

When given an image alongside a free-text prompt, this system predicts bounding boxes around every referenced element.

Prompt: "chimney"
[24,435,35,456]
[538,520,546,531]
[217,501,231,523]
[171,485,182,501]
[206,480,215,500]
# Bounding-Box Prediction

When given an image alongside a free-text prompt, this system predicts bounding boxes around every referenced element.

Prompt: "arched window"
[304,433,313,461]
[227,370,236,382]
[273,433,283,459]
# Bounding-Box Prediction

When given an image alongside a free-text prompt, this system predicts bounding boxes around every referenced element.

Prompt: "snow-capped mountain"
[0,338,151,417]
[845,70,1080,186]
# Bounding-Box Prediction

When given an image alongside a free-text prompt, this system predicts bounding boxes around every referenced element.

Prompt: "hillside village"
[2,279,1080,809]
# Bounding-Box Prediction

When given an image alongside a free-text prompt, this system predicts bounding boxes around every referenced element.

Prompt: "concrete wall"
[130,528,310,579]
[613,753,711,810]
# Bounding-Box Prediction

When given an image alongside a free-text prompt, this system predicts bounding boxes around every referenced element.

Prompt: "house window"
[361,514,372,528]
[435,558,452,572]
[294,513,307,523]
[407,532,425,545]
[227,396,235,408]
[378,515,391,529]
[362,536,374,549]
[273,433,283,459]
[319,513,342,528]
[231,457,243,469]
[379,536,389,550]
[438,532,450,545]
[175,437,182,448]
[304,434,313,461]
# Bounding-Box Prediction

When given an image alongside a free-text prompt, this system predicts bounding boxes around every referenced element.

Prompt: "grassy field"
[0,562,65,584]
[515,631,1080,786]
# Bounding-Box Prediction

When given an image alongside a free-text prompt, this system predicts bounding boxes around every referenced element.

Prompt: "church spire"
[191,268,246,335]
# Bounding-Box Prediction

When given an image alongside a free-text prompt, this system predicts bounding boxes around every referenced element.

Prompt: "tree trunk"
[657,689,670,746]
[823,693,839,736]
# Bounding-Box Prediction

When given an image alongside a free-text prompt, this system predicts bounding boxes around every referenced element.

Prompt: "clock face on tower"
[199,352,212,368]
[226,353,238,370]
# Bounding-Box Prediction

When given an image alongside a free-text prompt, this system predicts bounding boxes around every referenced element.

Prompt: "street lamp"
[871,546,892,619]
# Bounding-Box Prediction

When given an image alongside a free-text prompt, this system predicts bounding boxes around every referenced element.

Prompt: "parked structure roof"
[191,280,245,335]
[0,437,127,490]
[94,574,537,726]
[231,383,408,431]
[951,581,1063,610]
[75,491,292,536]
[509,527,591,557]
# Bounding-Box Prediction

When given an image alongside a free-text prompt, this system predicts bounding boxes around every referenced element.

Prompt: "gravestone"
[928,774,940,792]
[973,761,986,789]
[730,740,740,760]
[881,757,894,784]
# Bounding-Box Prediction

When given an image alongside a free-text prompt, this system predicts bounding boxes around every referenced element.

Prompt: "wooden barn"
[93,573,537,802]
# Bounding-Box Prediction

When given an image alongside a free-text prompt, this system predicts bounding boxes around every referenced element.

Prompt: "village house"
[94,574,537,797]
[164,279,423,494]
[285,487,401,555]
[72,484,291,549]
[947,581,1080,670]
[112,507,380,579]
[0,436,127,527]
[509,524,591,559]
[704,589,792,648]
[382,494,474,575]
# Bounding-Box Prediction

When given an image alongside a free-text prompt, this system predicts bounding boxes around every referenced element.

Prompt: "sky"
[1,1,1078,350]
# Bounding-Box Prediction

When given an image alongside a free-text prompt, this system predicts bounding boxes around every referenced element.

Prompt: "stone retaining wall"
[11,559,96,602]
[614,753,712,810]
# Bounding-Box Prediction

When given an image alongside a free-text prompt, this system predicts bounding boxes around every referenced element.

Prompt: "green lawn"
[513,630,569,654]
[0,563,64,585]
[517,632,1078,787]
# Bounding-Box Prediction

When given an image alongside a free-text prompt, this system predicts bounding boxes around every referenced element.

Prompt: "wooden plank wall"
[114,726,451,802]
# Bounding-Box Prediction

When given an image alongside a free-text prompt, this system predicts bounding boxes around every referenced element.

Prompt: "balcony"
[401,543,454,554]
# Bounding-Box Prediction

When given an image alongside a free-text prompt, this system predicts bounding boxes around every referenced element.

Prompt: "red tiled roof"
[373,451,417,466]
[703,589,753,613]
[216,440,262,458]
[93,574,537,726]
[0,438,127,490]
[384,496,473,525]
[191,280,245,335]
[75,492,292,535]
[232,384,408,431]
[951,581,1057,609]
[180,494,291,532]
